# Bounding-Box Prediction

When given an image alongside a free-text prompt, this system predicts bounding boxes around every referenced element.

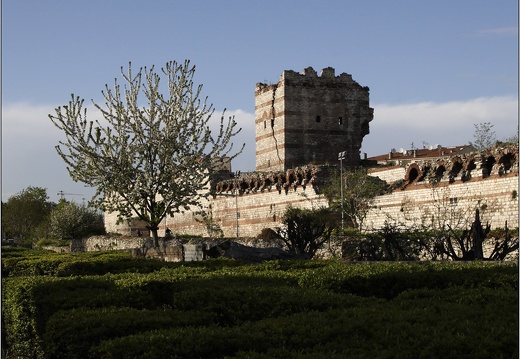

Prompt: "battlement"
[255,66,373,172]
[256,66,362,94]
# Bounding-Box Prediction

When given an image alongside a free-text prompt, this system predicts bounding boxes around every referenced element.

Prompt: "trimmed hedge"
[1,249,173,277]
[1,251,518,359]
[43,307,213,359]
[92,286,518,358]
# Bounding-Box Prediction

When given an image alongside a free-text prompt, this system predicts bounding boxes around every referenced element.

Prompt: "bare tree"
[49,60,243,247]
[470,122,497,150]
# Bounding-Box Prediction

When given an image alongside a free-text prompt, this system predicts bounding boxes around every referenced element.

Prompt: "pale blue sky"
[2,0,518,203]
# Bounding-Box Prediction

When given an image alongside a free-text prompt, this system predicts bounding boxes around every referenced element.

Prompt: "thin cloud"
[362,95,518,155]
[3,96,518,201]
[476,26,518,36]
[2,102,58,138]
[374,96,517,129]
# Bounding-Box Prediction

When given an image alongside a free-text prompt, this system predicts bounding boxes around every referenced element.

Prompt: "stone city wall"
[105,166,518,239]
[364,174,518,231]
[365,145,519,231]
[105,184,328,239]
[105,166,331,238]
[162,184,329,238]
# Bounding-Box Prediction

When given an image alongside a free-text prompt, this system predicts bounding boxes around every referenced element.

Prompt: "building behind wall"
[255,67,373,172]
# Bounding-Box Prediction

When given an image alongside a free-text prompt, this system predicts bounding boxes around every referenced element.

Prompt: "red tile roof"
[367,145,477,162]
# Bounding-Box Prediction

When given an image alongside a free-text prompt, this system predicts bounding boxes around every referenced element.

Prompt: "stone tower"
[255,66,373,172]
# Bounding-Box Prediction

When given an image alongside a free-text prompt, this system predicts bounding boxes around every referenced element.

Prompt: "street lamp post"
[234,171,240,238]
[338,151,347,231]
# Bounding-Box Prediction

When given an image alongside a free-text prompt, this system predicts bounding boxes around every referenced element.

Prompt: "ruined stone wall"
[365,145,519,231]
[365,174,518,231]
[163,182,329,238]
[368,166,406,184]
[105,166,330,238]
[255,67,373,172]
[71,235,152,252]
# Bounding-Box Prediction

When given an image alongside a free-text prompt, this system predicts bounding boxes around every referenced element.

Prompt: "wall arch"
[405,163,422,185]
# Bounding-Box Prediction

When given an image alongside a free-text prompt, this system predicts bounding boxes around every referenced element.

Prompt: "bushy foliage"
[2,250,517,359]
[49,201,105,240]
[1,187,54,243]
[340,209,518,261]
[274,206,335,258]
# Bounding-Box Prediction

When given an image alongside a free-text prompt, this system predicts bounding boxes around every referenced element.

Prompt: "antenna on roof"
[399,148,405,154]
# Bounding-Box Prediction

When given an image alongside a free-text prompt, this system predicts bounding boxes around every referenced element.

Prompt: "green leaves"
[3,254,517,359]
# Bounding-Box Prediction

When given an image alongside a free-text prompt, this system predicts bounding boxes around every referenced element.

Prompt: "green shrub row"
[91,286,518,359]
[1,248,261,278]
[297,261,519,298]
[2,259,518,359]
[1,249,171,277]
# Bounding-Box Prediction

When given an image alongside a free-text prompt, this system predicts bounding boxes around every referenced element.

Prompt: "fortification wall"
[364,173,518,231]
[105,166,330,238]
[163,184,328,238]
[255,67,373,172]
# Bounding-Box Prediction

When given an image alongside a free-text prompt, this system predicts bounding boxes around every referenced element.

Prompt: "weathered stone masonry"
[255,67,373,172]
[365,145,519,230]
[105,67,518,239]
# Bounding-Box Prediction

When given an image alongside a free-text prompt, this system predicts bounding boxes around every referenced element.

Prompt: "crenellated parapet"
[214,164,324,195]
[395,144,519,188]
[255,66,373,172]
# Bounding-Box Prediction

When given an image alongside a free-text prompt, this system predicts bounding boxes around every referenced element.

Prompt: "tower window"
[316,115,321,123]
[338,117,343,125]
[264,120,266,129]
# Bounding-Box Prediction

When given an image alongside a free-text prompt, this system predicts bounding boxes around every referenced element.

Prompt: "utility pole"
[234,171,240,238]
[57,191,83,201]
[338,151,347,232]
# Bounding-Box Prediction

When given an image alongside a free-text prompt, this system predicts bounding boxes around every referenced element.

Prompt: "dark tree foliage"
[274,206,335,259]
[1,187,54,243]
[347,222,427,261]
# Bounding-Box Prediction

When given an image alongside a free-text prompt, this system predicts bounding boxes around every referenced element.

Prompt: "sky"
[2,0,518,204]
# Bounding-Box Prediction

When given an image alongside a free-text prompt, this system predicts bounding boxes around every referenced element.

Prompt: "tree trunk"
[471,209,488,260]
[148,225,160,248]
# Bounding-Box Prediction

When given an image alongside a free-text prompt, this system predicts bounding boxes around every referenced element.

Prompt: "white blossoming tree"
[49,60,243,247]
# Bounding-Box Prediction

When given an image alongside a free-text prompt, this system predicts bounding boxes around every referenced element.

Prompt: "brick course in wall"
[365,173,518,231]
[255,67,373,172]
[104,66,519,240]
